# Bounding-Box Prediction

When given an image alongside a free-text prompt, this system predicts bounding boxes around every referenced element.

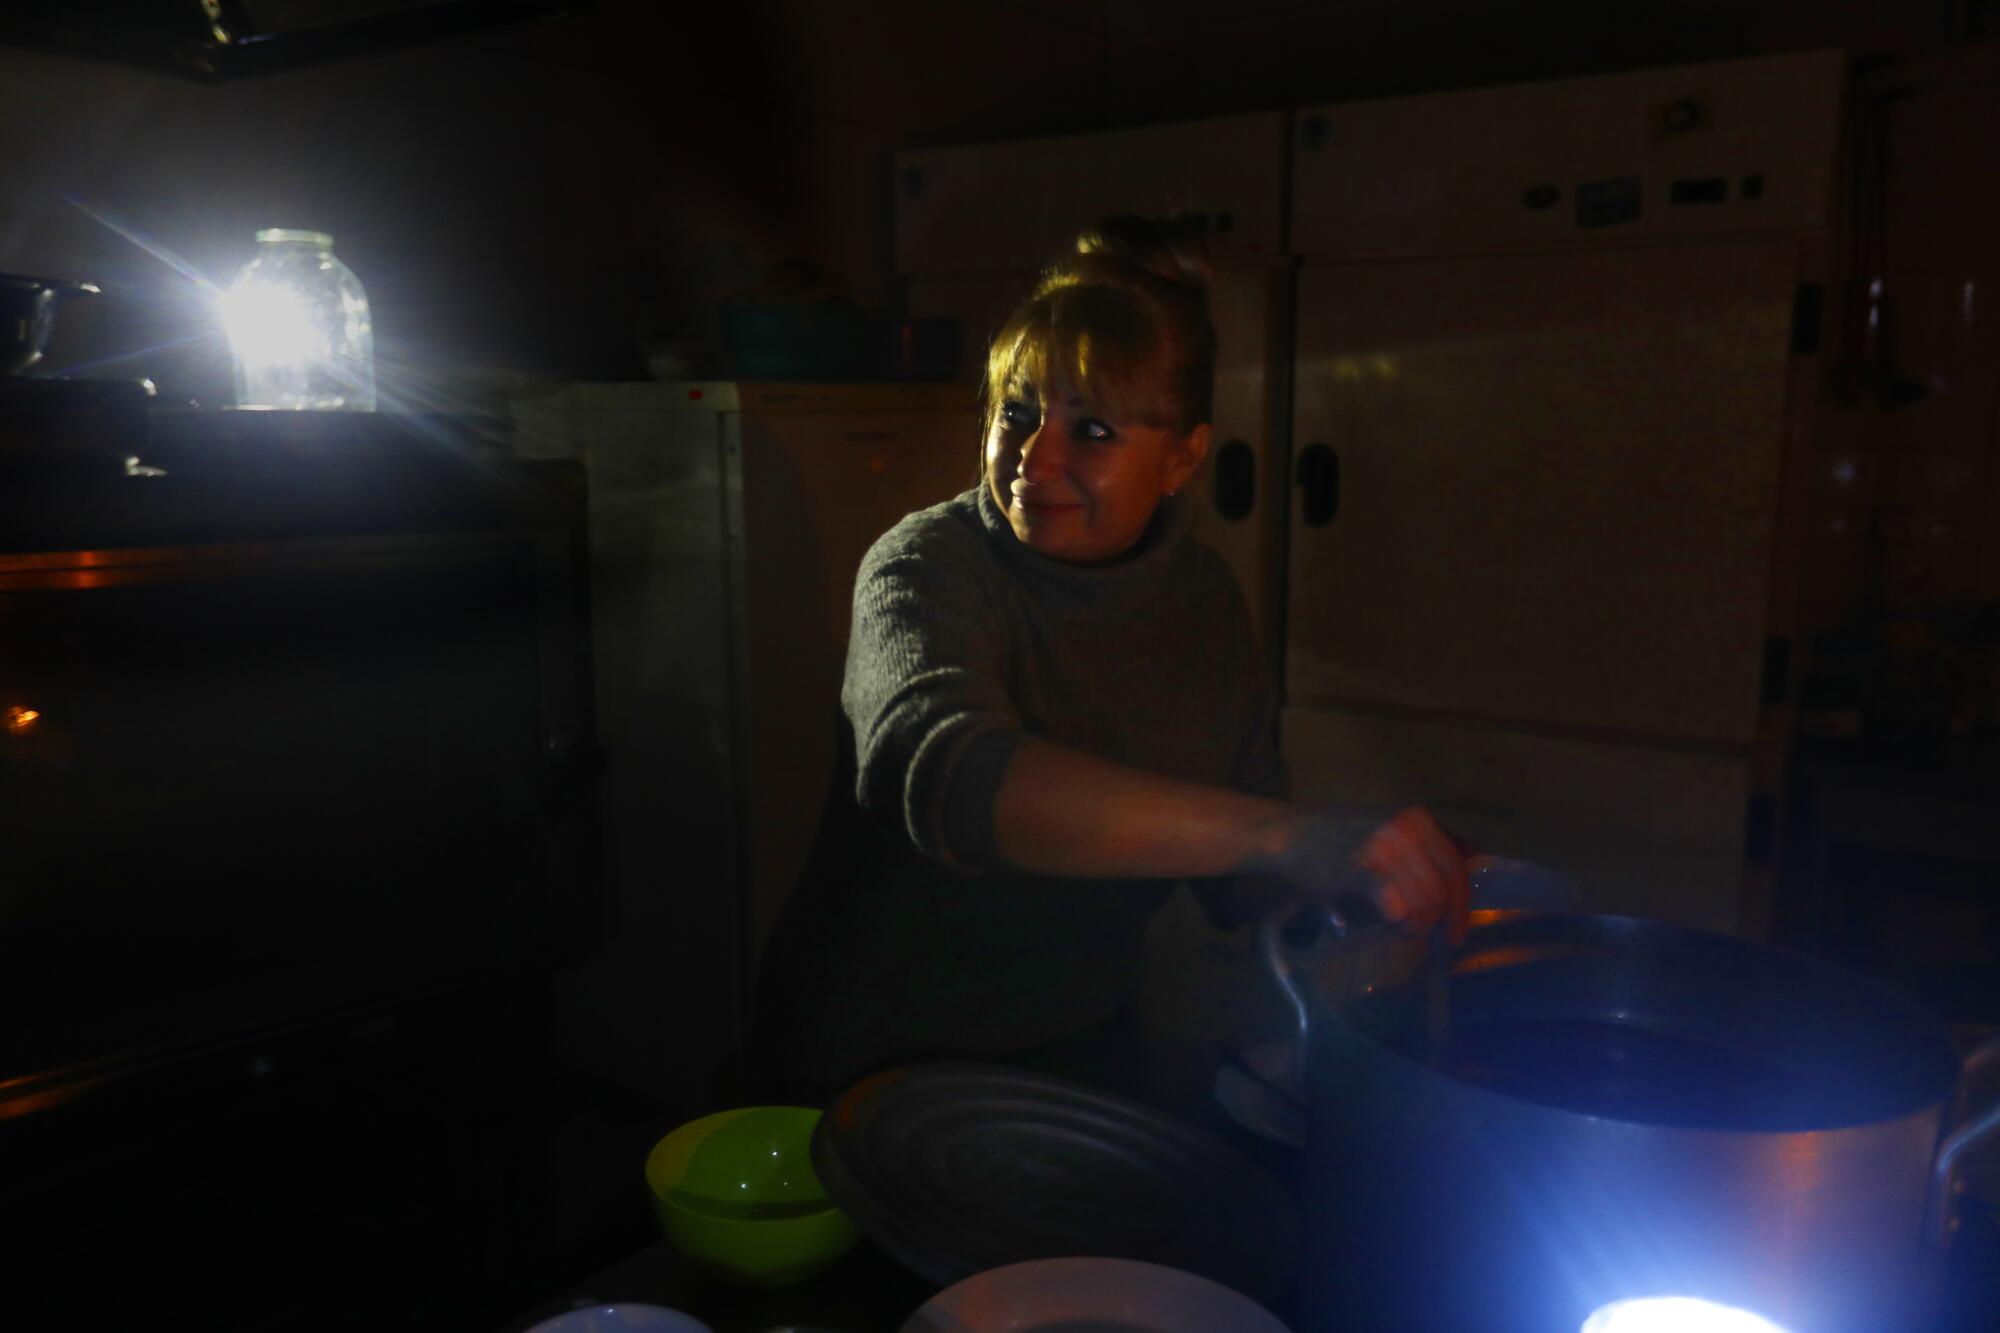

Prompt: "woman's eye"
[1076,418,1115,442]
[999,401,1037,430]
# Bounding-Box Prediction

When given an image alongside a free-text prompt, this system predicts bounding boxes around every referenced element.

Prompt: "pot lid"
[811,1063,1299,1307]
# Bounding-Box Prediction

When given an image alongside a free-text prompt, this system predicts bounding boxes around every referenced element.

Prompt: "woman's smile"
[985,369,1207,564]
[1011,489,1084,515]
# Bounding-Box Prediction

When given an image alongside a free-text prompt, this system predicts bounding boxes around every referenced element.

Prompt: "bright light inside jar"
[221,279,325,368]
[1581,1296,1794,1333]
[221,228,375,411]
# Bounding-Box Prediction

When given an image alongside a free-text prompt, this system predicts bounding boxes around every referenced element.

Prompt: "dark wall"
[0,0,1991,403]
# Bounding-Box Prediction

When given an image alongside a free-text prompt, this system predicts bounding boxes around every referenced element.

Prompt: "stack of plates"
[811,1064,1299,1309]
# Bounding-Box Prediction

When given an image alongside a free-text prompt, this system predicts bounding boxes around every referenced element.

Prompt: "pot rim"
[1281,909,1966,1134]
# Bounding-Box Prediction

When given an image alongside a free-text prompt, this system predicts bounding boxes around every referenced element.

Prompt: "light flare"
[1582,1296,1794,1333]
[221,280,326,368]
[66,198,223,296]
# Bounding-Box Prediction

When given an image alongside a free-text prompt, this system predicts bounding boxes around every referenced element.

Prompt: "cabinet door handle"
[1296,443,1340,527]
[1761,636,1792,706]
[1214,438,1256,521]
[1745,794,1778,863]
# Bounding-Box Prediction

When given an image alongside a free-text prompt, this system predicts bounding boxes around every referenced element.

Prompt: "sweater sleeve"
[841,514,1021,870]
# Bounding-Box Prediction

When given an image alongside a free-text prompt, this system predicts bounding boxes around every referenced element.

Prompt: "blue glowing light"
[1581,1296,1794,1333]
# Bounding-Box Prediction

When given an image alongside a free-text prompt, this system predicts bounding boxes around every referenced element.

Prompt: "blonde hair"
[980,216,1217,448]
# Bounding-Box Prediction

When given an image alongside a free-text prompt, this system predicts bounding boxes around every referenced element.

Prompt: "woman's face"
[985,368,1210,565]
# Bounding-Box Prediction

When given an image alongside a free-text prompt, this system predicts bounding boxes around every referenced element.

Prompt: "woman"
[753,216,1466,1104]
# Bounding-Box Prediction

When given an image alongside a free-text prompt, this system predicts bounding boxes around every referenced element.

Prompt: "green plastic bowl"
[644,1107,859,1287]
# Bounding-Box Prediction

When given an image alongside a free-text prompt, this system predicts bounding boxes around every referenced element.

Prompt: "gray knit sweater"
[754,483,1286,1093]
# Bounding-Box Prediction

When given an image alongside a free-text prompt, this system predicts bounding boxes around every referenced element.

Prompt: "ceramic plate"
[522,1304,714,1333]
[898,1257,1290,1333]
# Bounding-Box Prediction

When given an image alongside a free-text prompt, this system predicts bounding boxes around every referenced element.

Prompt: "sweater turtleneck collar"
[971,481,1192,618]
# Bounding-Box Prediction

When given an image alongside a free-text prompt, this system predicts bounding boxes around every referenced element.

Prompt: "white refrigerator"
[511,381,979,1102]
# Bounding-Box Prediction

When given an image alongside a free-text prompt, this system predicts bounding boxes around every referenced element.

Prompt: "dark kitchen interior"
[3,2,2000,1331]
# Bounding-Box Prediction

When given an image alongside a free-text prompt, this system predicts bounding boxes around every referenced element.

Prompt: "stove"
[1,400,607,1328]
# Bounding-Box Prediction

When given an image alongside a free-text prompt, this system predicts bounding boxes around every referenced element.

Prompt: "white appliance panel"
[895,111,1286,275]
[1287,238,1799,747]
[1291,49,1843,259]
[1283,706,1754,932]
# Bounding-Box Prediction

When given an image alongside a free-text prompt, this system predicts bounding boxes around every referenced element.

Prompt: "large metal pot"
[1262,908,2000,1333]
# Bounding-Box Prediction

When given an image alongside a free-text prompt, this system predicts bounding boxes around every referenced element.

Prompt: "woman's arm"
[991,736,1291,879]
[992,736,1471,940]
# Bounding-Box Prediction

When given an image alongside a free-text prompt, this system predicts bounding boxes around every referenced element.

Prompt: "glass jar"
[222,228,376,411]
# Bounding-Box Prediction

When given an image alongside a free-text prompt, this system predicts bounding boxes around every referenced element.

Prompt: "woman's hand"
[1274,806,1471,944]
[1360,807,1471,944]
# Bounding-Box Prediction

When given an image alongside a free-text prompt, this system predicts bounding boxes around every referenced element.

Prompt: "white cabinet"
[1290,50,1844,260]
[895,112,1286,274]
[1287,238,1799,745]
[1281,51,1842,934]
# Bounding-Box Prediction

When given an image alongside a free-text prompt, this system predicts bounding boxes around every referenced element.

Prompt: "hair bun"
[1073,214,1213,303]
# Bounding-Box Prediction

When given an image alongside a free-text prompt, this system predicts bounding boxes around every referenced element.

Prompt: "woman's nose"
[1019,426,1065,481]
